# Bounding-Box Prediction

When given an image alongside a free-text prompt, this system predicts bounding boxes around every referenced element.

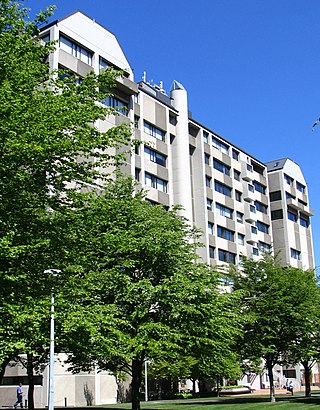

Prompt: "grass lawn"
[100,394,320,409]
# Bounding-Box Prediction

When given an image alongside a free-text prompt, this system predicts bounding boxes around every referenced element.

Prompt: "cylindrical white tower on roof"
[170,80,193,224]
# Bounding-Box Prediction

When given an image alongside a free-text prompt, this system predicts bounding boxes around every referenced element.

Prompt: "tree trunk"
[26,353,35,410]
[0,356,12,384]
[216,376,220,397]
[266,359,276,403]
[157,379,162,400]
[192,378,196,395]
[302,360,311,397]
[198,378,206,396]
[131,359,143,410]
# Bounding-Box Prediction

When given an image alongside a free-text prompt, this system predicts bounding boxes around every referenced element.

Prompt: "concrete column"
[170,81,193,224]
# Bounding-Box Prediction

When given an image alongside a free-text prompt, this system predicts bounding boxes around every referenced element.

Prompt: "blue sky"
[27,0,320,270]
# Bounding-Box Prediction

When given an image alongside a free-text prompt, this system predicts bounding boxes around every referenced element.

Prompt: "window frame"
[215,203,233,219]
[214,180,232,197]
[144,147,166,167]
[145,172,167,193]
[143,121,166,141]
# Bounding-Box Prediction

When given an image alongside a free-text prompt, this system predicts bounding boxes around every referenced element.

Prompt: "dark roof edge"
[138,83,178,112]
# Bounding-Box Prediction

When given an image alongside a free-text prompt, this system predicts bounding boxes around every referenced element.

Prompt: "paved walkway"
[248,387,319,396]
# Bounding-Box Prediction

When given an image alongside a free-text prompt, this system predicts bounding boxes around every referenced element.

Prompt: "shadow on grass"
[172,395,320,406]
[89,394,320,409]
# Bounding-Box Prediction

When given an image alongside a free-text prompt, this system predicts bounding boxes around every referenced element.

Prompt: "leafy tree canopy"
[57,179,242,410]
[229,255,319,402]
[0,2,132,407]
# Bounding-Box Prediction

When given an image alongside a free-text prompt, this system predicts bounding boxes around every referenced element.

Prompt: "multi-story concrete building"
[136,79,273,265]
[39,10,276,269]
[0,10,315,406]
[266,158,314,270]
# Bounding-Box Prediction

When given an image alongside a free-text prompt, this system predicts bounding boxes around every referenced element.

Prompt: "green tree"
[230,255,319,402]
[283,271,320,397]
[0,1,132,407]
[58,179,242,410]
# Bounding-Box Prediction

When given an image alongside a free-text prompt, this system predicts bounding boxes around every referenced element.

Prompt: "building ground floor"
[1,356,319,407]
[0,354,130,408]
[178,363,320,396]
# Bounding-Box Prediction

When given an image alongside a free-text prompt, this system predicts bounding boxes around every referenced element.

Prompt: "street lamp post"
[44,269,61,410]
[144,360,151,402]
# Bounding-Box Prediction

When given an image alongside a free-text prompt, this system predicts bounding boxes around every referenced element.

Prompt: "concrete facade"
[2,10,314,405]
[266,158,314,270]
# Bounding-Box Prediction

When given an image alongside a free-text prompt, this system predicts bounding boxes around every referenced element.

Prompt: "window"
[254,200,268,214]
[291,248,301,260]
[60,35,93,65]
[147,199,159,206]
[283,370,297,379]
[145,172,167,193]
[237,233,245,245]
[270,191,281,201]
[284,174,294,186]
[250,204,256,213]
[213,159,230,176]
[298,198,308,206]
[235,190,242,202]
[256,221,269,234]
[212,137,229,154]
[207,198,213,211]
[135,168,140,181]
[253,181,266,195]
[215,203,233,219]
[103,96,128,115]
[144,147,166,167]
[209,246,215,259]
[143,121,165,141]
[214,180,232,197]
[300,214,310,228]
[234,170,241,181]
[58,65,83,84]
[2,376,43,386]
[258,241,271,253]
[247,163,253,172]
[248,184,254,192]
[205,175,212,188]
[134,115,140,129]
[41,33,50,43]
[99,56,108,71]
[236,211,243,223]
[217,226,234,241]
[286,192,295,200]
[208,222,214,235]
[232,149,239,160]
[252,247,259,256]
[271,209,283,220]
[252,162,265,175]
[251,225,257,234]
[169,114,177,125]
[204,153,210,165]
[296,181,305,193]
[218,249,236,264]
[287,208,297,222]
[203,131,209,144]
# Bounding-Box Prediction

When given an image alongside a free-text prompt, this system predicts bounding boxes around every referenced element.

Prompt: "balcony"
[241,163,253,182]
[286,198,314,217]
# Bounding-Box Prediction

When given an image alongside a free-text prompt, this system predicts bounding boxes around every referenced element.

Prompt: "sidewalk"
[249,387,318,396]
